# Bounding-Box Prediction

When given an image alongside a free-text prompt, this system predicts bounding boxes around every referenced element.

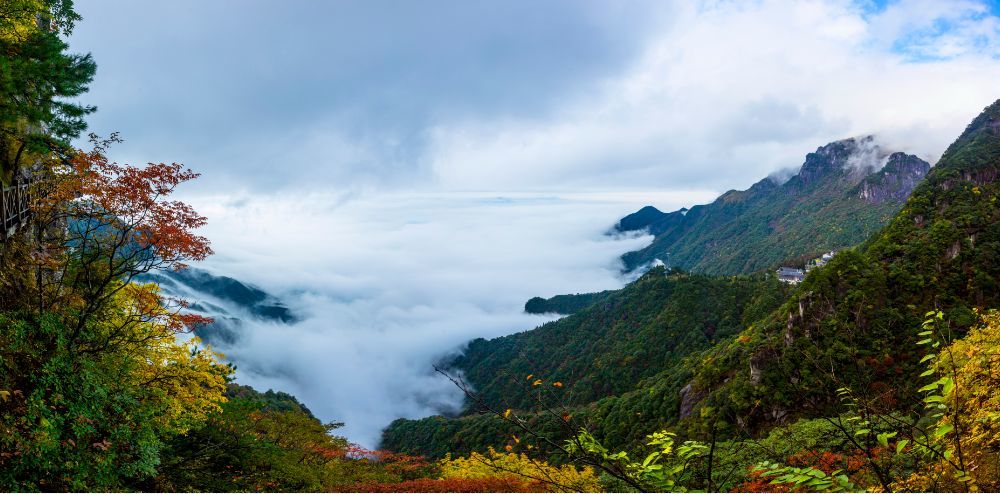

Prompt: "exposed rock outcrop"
[678,383,707,420]
[858,152,931,204]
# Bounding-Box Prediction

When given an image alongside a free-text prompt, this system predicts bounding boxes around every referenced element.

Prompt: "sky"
[63,0,1000,447]
[68,0,1000,198]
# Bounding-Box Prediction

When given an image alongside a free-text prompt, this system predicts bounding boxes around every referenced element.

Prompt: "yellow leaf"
[532,379,543,386]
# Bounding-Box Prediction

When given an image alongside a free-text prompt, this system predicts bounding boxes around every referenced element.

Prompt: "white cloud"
[182,189,713,447]
[428,0,1000,192]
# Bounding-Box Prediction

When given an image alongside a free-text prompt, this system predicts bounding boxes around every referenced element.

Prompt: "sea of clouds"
[176,189,714,447]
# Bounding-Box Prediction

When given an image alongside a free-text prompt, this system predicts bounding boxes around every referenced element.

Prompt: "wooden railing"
[1,175,36,240]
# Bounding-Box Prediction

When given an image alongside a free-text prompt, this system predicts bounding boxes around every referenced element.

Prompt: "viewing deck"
[1,175,36,240]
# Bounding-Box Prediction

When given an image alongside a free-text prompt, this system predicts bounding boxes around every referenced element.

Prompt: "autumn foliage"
[0,137,230,490]
[41,135,212,264]
[891,310,1000,492]
[21,135,213,335]
[335,477,543,492]
[438,447,601,492]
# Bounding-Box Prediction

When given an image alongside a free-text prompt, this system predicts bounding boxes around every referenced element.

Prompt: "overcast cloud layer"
[70,0,1000,195]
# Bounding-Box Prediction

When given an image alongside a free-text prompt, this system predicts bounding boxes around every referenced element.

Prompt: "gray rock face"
[858,152,931,204]
[749,348,776,385]
[678,383,706,420]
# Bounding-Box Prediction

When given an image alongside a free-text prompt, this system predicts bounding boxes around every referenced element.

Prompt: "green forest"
[5,1,1000,492]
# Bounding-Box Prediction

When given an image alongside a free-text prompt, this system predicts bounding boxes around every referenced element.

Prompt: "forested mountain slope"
[620,137,929,275]
[382,269,789,456]
[680,99,1000,435]
[448,269,788,411]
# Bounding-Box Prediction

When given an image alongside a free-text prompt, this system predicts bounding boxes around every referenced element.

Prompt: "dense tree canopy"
[0,0,94,183]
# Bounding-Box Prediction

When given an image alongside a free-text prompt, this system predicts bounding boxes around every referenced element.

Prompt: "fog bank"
[180,190,713,447]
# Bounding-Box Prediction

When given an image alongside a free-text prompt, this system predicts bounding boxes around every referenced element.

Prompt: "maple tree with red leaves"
[25,133,213,344]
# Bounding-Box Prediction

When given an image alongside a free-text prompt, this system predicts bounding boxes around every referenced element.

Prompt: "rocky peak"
[858,152,930,204]
[793,136,883,186]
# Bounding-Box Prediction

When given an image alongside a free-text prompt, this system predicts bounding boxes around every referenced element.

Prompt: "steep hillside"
[620,137,930,275]
[381,357,695,459]
[682,99,1000,434]
[448,268,788,411]
[383,269,789,456]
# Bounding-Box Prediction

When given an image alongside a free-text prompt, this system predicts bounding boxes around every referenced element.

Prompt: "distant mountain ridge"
[523,290,615,315]
[139,267,297,346]
[618,136,930,275]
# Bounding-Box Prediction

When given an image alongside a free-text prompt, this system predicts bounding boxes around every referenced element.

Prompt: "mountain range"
[618,136,930,275]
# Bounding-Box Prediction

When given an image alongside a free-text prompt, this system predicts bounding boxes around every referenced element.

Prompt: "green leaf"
[919,382,941,392]
[896,439,910,454]
[877,432,897,447]
[936,423,955,437]
[941,378,955,396]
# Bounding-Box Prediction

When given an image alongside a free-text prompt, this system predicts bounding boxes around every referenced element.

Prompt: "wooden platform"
[1,176,34,240]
